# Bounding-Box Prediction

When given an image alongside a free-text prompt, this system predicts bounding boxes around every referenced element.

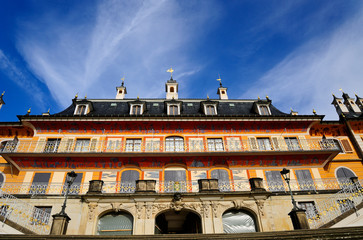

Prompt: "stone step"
[1,226,363,240]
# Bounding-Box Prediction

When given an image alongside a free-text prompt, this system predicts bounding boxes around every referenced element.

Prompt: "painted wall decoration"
[29,120,313,135]
[309,123,347,137]
[350,122,363,134]
[11,154,332,170]
[0,126,33,138]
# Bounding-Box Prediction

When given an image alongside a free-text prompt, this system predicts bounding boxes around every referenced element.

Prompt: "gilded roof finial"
[207,94,209,100]
[167,67,174,78]
[1,91,4,96]
[258,96,260,100]
[85,95,87,99]
[47,108,50,113]
[313,109,317,115]
[121,76,125,86]
[75,93,78,99]
[266,95,269,100]
[27,108,31,114]
[216,74,222,87]
[339,88,343,93]
[137,95,139,100]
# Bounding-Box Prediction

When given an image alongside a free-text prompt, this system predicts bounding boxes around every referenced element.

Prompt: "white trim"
[166,103,180,115]
[204,104,218,115]
[257,104,271,116]
[130,104,144,115]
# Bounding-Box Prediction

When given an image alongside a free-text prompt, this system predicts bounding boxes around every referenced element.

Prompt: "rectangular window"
[165,137,184,152]
[265,171,284,191]
[31,206,52,225]
[295,170,315,191]
[257,138,272,150]
[206,105,216,115]
[259,105,270,115]
[29,173,51,195]
[74,139,90,152]
[168,105,179,115]
[43,139,60,153]
[75,105,87,115]
[125,139,142,152]
[207,138,224,151]
[131,105,142,115]
[284,137,301,151]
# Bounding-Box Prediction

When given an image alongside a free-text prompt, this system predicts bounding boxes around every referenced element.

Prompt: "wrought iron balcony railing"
[0,190,52,234]
[1,178,351,196]
[0,138,340,154]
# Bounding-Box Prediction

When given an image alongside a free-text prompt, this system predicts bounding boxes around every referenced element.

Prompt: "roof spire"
[216,74,222,87]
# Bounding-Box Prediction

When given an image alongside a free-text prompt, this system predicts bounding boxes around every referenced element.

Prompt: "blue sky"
[1,0,363,121]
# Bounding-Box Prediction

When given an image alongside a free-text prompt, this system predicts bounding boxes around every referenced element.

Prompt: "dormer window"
[130,104,143,115]
[74,104,89,115]
[258,105,271,115]
[205,105,217,115]
[168,105,179,115]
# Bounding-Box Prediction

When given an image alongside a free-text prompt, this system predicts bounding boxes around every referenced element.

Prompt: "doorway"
[155,209,202,234]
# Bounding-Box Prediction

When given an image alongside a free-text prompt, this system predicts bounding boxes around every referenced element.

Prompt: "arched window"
[120,170,140,193]
[97,212,133,235]
[165,136,184,152]
[211,169,230,191]
[222,209,257,233]
[164,168,187,192]
[336,167,356,184]
[170,87,175,93]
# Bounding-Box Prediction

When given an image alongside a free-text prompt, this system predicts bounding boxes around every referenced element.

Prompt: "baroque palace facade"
[0,75,363,236]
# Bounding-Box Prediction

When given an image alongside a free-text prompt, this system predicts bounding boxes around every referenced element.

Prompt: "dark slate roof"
[47,98,297,118]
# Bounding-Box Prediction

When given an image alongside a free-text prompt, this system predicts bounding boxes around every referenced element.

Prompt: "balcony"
[1,178,354,196]
[0,138,340,155]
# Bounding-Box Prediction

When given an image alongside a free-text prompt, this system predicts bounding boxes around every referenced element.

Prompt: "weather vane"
[167,67,174,78]
[216,74,222,86]
[121,76,125,86]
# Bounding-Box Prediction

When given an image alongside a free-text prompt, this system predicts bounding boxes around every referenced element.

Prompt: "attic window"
[153,103,159,107]
[110,103,117,107]
[229,103,235,107]
[187,103,193,107]
[168,105,180,115]
[74,104,88,115]
[258,105,271,116]
[205,105,217,115]
[130,104,143,115]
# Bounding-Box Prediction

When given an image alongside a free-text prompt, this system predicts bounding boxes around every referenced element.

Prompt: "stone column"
[249,178,266,191]
[288,209,310,230]
[50,214,70,235]
[87,180,104,194]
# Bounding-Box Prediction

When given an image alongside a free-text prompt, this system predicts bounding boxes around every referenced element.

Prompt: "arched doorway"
[222,209,257,233]
[155,209,202,234]
[97,211,133,235]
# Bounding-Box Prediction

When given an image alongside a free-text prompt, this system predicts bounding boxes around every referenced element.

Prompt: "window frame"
[207,138,224,151]
[257,104,271,115]
[74,104,89,115]
[284,137,301,151]
[74,138,91,152]
[125,138,142,152]
[204,104,217,115]
[165,136,184,152]
[256,137,272,150]
[130,104,143,115]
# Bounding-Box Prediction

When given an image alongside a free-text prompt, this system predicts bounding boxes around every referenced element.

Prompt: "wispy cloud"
[0,49,46,109]
[242,4,363,120]
[16,0,218,108]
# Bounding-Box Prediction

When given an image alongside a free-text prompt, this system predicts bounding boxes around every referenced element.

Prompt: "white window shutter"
[248,137,258,151]
[35,137,46,153]
[278,136,288,151]
[90,138,98,152]
[271,137,280,151]
[298,136,309,150]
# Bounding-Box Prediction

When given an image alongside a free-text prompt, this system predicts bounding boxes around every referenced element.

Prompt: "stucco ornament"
[211,202,220,218]
[201,202,211,218]
[135,202,145,219]
[111,202,123,212]
[256,200,265,216]
[87,203,98,222]
[146,203,153,219]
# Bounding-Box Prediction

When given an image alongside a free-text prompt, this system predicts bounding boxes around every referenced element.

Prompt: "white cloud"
[0,49,46,109]
[16,0,218,108]
[242,6,363,120]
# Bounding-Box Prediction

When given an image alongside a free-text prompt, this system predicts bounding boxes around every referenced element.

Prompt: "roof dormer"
[201,98,219,116]
[355,94,363,110]
[73,99,93,116]
[342,92,361,113]
[129,98,146,116]
[165,99,182,115]
[253,97,272,116]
